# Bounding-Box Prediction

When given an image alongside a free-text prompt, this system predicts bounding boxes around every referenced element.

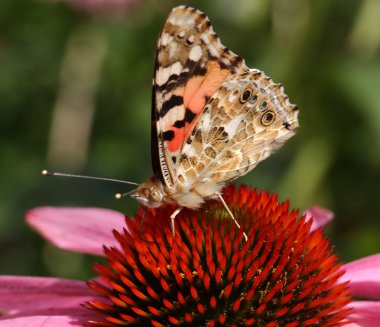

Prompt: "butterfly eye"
[259,101,267,110]
[150,189,162,202]
[240,89,252,103]
[261,111,275,126]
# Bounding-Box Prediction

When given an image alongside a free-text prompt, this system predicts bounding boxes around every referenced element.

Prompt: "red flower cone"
[86,185,352,326]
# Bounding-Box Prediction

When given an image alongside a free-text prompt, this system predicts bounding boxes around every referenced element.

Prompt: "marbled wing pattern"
[170,71,298,208]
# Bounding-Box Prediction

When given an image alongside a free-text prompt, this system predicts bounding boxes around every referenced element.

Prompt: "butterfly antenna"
[42,170,139,186]
[115,188,138,199]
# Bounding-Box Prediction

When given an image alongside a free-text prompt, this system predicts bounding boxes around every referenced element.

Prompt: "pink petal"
[347,301,380,327]
[26,207,127,256]
[341,253,380,300]
[304,205,334,231]
[0,312,98,327]
[0,276,104,326]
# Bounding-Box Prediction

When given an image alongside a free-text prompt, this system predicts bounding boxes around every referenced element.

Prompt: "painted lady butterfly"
[131,6,299,235]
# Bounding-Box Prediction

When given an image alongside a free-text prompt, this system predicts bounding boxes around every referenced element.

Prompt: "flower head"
[1,185,380,326]
[86,185,352,326]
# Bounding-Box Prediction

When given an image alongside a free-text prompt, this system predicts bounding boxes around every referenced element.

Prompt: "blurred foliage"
[0,0,379,279]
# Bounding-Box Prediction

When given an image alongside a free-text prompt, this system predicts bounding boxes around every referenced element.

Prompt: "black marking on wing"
[180,153,188,161]
[219,54,244,70]
[191,64,208,76]
[173,109,197,128]
[155,72,189,93]
[155,60,207,93]
[163,130,175,141]
[161,71,189,90]
[160,95,184,117]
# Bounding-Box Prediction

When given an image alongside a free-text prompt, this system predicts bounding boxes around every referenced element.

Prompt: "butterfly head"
[131,177,165,208]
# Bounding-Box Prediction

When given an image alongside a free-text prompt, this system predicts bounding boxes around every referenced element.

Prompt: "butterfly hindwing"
[175,71,299,186]
[152,5,249,188]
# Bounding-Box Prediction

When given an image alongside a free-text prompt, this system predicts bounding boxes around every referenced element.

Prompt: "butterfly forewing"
[152,5,248,188]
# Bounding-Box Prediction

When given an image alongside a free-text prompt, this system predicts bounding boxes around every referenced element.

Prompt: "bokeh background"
[0,0,379,279]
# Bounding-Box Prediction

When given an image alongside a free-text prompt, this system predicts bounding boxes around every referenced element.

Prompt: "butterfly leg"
[139,206,148,237]
[216,192,248,242]
[170,207,183,237]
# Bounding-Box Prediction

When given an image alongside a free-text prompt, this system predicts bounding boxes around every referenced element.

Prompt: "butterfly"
[131,6,299,236]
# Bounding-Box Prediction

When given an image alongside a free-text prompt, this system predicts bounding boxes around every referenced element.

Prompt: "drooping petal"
[0,312,97,327]
[26,207,126,256]
[341,254,380,300]
[347,301,380,327]
[0,276,105,326]
[304,205,334,231]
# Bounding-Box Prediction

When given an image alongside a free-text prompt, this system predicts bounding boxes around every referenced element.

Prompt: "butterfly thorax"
[132,175,223,209]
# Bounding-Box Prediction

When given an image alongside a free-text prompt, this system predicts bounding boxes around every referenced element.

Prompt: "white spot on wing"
[170,15,196,27]
[185,146,196,157]
[221,57,232,66]
[178,30,185,38]
[224,115,243,136]
[160,33,172,47]
[187,34,195,44]
[156,61,182,86]
[208,43,220,58]
[197,111,211,137]
[169,42,177,58]
[162,105,185,123]
[228,92,238,102]
[189,45,202,61]
[200,34,209,44]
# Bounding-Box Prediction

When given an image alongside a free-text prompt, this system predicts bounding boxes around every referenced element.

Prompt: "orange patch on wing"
[183,62,229,140]
[166,126,184,153]
[165,62,230,155]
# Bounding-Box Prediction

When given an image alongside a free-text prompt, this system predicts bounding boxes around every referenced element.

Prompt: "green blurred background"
[0,0,379,280]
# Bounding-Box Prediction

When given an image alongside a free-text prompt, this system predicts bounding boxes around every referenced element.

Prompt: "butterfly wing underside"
[175,71,299,188]
[151,5,249,188]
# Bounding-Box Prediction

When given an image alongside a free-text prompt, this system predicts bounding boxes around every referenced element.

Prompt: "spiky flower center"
[86,185,351,327]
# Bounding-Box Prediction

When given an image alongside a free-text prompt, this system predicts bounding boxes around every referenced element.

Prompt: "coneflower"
[1,185,379,326]
[86,185,352,326]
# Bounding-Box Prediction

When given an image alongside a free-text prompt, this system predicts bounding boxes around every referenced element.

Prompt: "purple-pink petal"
[347,301,380,327]
[304,205,334,231]
[0,276,104,326]
[0,312,96,327]
[341,253,380,300]
[26,207,126,256]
